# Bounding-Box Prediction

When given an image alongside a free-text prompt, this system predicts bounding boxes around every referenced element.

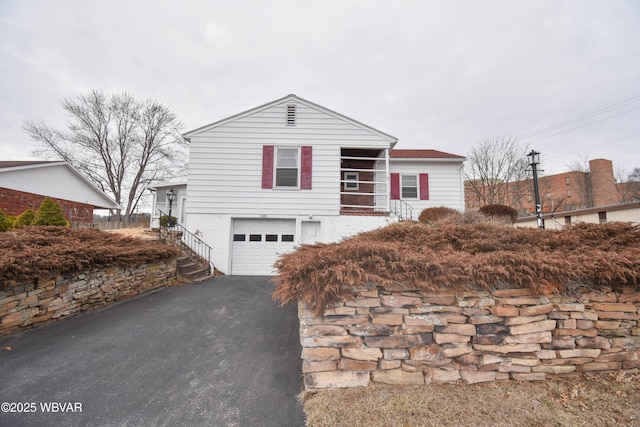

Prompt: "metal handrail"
[158,210,214,274]
[390,194,414,221]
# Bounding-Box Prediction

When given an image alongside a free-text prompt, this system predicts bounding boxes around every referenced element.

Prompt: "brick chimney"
[589,159,618,206]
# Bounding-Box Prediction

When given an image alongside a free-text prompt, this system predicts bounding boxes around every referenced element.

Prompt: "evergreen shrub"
[14,209,35,228]
[159,215,177,228]
[33,197,68,226]
[0,211,11,231]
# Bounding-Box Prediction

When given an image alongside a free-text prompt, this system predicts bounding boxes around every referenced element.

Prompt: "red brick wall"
[340,159,375,212]
[589,159,618,207]
[465,159,622,215]
[0,188,94,222]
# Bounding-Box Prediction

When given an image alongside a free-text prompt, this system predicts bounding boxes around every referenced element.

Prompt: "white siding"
[186,99,394,217]
[389,160,465,219]
[0,164,119,209]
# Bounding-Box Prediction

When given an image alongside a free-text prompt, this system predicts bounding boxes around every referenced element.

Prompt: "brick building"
[0,161,120,222]
[465,158,640,217]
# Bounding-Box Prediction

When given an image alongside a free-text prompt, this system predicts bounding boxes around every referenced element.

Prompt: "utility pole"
[527,150,545,229]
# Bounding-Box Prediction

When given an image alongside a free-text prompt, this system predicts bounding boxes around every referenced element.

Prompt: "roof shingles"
[390,149,464,159]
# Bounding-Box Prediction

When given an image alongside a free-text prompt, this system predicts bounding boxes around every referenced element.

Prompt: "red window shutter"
[419,173,429,200]
[390,173,400,200]
[301,146,312,190]
[262,145,274,189]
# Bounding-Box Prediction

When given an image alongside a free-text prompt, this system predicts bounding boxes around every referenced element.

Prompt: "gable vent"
[286,105,296,126]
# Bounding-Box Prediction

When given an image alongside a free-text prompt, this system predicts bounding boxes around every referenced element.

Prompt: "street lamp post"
[527,150,544,229]
[167,188,176,228]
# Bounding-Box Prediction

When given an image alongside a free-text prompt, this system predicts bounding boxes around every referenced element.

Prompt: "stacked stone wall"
[0,260,177,336]
[299,285,640,390]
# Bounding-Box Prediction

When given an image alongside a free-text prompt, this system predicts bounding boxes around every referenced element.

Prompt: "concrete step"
[179,266,211,282]
[174,250,213,283]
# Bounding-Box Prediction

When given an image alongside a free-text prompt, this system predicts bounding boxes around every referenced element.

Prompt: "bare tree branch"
[23,90,187,219]
[464,136,530,208]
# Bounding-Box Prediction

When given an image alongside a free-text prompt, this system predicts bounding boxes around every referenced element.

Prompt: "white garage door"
[231,219,296,275]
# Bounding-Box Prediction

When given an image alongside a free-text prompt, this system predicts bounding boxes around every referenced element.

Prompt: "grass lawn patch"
[302,373,640,427]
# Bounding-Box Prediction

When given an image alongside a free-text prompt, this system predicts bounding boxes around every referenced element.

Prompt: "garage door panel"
[231,219,296,275]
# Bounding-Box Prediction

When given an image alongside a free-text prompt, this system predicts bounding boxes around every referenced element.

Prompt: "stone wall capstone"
[299,285,640,390]
[0,259,178,336]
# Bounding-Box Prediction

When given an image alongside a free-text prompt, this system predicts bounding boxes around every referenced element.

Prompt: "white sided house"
[176,94,465,275]
[0,161,121,221]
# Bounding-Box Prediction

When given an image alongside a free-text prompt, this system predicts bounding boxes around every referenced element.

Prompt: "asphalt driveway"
[0,276,305,426]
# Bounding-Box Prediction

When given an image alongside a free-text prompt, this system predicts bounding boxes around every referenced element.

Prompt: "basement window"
[286,105,296,126]
[598,211,607,223]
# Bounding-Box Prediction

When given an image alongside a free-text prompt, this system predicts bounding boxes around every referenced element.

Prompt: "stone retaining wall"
[0,260,178,336]
[299,285,640,390]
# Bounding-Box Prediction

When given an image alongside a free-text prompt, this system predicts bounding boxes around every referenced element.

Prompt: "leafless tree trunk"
[464,136,530,208]
[23,90,187,219]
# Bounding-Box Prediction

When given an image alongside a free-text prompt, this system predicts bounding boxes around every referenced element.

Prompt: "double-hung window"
[401,175,418,199]
[275,147,299,188]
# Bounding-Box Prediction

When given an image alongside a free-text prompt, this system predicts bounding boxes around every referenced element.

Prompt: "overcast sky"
[1,0,639,177]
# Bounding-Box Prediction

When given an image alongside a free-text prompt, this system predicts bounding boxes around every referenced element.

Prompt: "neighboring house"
[158,94,464,275]
[516,201,640,229]
[0,161,120,222]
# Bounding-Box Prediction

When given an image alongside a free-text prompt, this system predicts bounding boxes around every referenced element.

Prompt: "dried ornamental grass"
[273,221,640,315]
[302,373,640,427]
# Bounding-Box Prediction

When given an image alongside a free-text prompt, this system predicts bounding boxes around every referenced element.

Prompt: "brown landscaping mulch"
[273,221,640,315]
[302,373,640,427]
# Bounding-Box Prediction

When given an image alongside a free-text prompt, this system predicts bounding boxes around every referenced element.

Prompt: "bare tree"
[619,167,640,202]
[464,136,531,208]
[541,188,569,213]
[23,90,187,219]
[629,167,640,182]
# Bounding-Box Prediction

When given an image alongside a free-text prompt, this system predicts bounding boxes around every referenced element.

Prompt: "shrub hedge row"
[273,221,640,315]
